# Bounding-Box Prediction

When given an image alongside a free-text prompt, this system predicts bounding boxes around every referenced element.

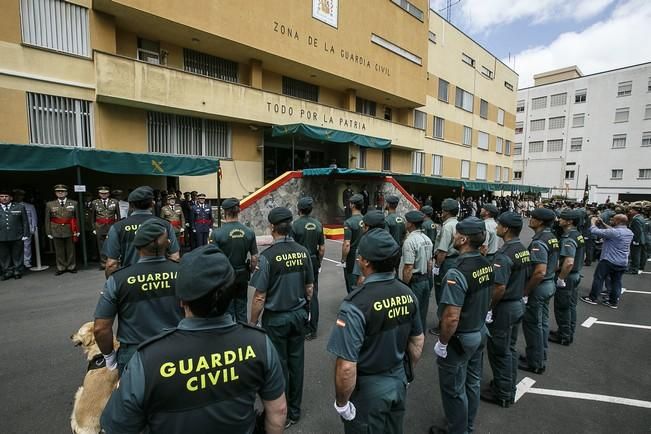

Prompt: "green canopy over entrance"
[272,124,391,149]
[394,173,549,193]
[0,143,219,176]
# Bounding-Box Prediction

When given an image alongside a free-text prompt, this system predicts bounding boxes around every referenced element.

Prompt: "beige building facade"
[0,0,516,198]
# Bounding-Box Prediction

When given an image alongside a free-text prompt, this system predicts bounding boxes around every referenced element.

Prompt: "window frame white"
[611,169,623,180]
[497,108,505,126]
[548,116,565,129]
[432,154,443,176]
[434,116,445,139]
[642,131,651,147]
[529,141,544,153]
[530,119,545,131]
[27,92,94,148]
[617,81,632,97]
[565,170,575,180]
[572,113,585,128]
[570,137,583,152]
[575,89,587,103]
[478,131,489,150]
[550,93,567,107]
[476,162,487,180]
[639,169,651,179]
[461,160,470,179]
[531,96,547,110]
[371,33,422,65]
[411,151,426,175]
[463,126,472,146]
[614,107,630,123]
[513,170,522,180]
[495,166,502,182]
[612,134,627,149]
[496,137,503,154]
[547,139,563,152]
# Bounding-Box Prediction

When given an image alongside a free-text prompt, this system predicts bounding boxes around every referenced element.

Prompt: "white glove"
[74,232,80,237]
[104,351,117,371]
[337,262,346,268]
[185,223,190,227]
[556,278,566,288]
[180,228,185,233]
[192,229,197,233]
[434,340,448,358]
[432,266,440,277]
[485,310,494,324]
[92,230,96,235]
[334,401,356,421]
[47,235,54,239]
[522,296,529,305]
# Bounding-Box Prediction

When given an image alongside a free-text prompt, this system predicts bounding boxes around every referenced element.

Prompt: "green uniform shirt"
[291,215,324,260]
[385,212,406,245]
[631,214,646,244]
[529,228,560,281]
[0,202,29,241]
[401,229,433,274]
[493,238,530,300]
[435,216,459,255]
[423,217,437,249]
[210,221,258,271]
[344,214,364,267]
[559,228,584,274]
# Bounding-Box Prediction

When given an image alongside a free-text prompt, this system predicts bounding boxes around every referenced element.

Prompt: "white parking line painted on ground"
[515,377,536,402]
[581,317,598,328]
[581,316,651,330]
[623,289,651,294]
[322,257,341,265]
[526,388,651,409]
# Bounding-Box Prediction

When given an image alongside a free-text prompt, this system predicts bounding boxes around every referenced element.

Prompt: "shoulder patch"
[336,318,346,328]
[446,279,457,285]
[396,217,404,223]
[137,328,177,350]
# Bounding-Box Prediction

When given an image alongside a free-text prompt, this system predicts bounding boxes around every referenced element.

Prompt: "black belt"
[358,362,403,377]
[410,273,429,282]
[501,298,523,302]
[445,255,458,260]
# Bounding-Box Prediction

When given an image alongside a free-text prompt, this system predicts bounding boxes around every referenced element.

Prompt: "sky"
[429,0,651,88]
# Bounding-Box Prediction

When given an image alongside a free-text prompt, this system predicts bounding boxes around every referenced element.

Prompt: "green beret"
[456,217,485,235]
[531,208,556,222]
[349,194,364,205]
[128,186,154,202]
[133,218,167,247]
[268,207,292,224]
[559,209,579,220]
[421,205,434,216]
[176,245,235,301]
[442,198,459,212]
[405,210,425,223]
[297,196,314,210]
[497,211,523,229]
[363,210,385,227]
[482,204,499,217]
[386,195,399,205]
[358,228,400,261]
[221,198,240,210]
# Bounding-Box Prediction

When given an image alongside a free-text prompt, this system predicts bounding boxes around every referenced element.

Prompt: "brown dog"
[70,321,119,434]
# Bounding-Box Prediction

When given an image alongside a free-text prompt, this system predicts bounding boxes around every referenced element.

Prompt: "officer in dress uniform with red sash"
[44,184,79,275]
[91,186,121,270]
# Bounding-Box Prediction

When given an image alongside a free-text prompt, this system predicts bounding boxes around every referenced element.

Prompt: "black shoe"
[69,269,77,273]
[548,334,571,346]
[305,333,316,341]
[0,275,9,281]
[518,354,528,363]
[14,274,21,279]
[55,270,65,276]
[429,425,449,434]
[580,296,597,305]
[285,418,298,429]
[480,389,511,408]
[428,327,440,336]
[518,361,545,374]
[602,300,618,309]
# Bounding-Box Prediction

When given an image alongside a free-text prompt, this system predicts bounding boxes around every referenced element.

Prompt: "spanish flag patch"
[494,263,501,268]
[447,280,457,285]
[336,319,346,328]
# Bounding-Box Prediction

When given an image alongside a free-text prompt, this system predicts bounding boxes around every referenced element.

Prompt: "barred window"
[570,137,583,151]
[434,116,445,139]
[513,143,522,155]
[530,119,545,131]
[27,92,93,148]
[496,137,503,154]
[147,112,230,158]
[531,96,547,110]
[572,113,585,127]
[183,49,238,82]
[411,151,425,174]
[432,154,443,176]
[478,131,489,150]
[547,139,563,152]
[20,0,90,57]
[455,87,474,112]
[356,97,377,116]
[549,116,565,129]
[463,126,472,146]
[529,141,544,152]
[414,110,426,130]
[282,76,319,102]
[476,163,487,180]
[612,134,626,149]
[550,93,567,106]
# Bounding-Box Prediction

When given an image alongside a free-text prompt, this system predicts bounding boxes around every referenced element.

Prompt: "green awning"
[0,143,219,176]
[394,173,549,193]
[302,168,385,177]
[272,124,391,149]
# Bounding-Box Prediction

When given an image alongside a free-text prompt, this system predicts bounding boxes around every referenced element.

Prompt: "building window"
[612,134,627,149]
[480,99,488,119]
[370,33,422,65]
[461,160,470,179]
[614,107,630,123]
[639,169,651,179]
[505,140,512,156]
[644,104,651,119]
[481,66,494,79]
[282,76,319,102]
[503,167,510,182]
[572,113,585,127]
[642,131,651,147]
[529,141,544,153]
[617,81,632,97]
[530,119,545,131]
[476,163,487,180]
[547,139,563,152]
[514,170,522,180]
[565,170,575,180]
[515,121,523,134]
[137,38,161,64]
[27,92,93,148]
[478,131,489,150]
[513,143,522,155]
[575,89,587,103]
[357,146,367,169]
[516,100,525,113]
[432,154,443,176]
[611,169,623,180]
[382,148,391,171]
[392,0,424,20]
[384,107,393,121]
[355,97,377,116]
[570,137,583,151]
[550,93,567,107]
[648,77,651,92]
[183,49,238,82]
[461,53,475,68]
[412,151,425,174]
[548,116,565,129]
[463,126,472,146]
[20,0,90,57]
[438,79,449,102]
[496,137,503,154]
[147,112,230,158]
[455,87,474,112]
[504,81,514,91]
[495,166,502,181]
[497,108,505,125]
[434,116,445,139]
[414,110,426,130]
[428,31,437,43]
[531,96,547,110]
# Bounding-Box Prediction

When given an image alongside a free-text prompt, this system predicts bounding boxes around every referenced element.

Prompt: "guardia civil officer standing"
[628,204,647,274]
[550,209,585,346]
[94,219,184,373]
[190,193,213,248]
[100,245,287,434]
[341,194,365,293]
[160,193,185,248]
[431,217,493,434]
[385,195,406,246]
[479,204,499,260]
[421,205,438,289]
[481,212,530,408]
[351,210,390,286]
[519,208,559,374]
[430,198,459,335]
[91,186,121,270]
[250,207,314,428]
[328,228,424,434]
[0,189,29,280]
[401,210,433,333]
[45,184,80,275]
[210,198,258,323]
[104,186,180,278]
[291,196,325,340]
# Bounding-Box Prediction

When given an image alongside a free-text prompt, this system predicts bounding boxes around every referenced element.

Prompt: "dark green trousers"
[117,343,138,375]
[342,367,407,434]
[553,272,581,341]
[263,309,307,421]
[409,276,431,332]
[487,300,524,401]
[522,280,555,369]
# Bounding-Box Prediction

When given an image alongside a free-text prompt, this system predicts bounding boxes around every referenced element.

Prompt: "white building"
[513,63,651,202]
